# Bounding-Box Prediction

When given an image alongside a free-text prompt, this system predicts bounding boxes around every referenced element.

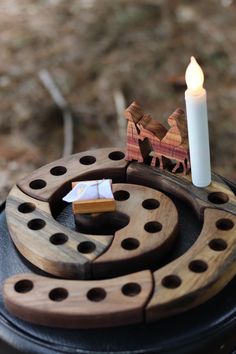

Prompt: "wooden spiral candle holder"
[3,147,236,328]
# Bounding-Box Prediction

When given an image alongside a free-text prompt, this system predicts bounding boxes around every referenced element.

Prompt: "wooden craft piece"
[93,183,178,277]
[127,162,236,217]
[3,270,153,328]
[6,185,113,279]
[137,107,190,174]
[3,148,236,329]
[124,101,150,162]
[161,108,188,147]
[71,182,116,214]
[146,208,236,321]
[17,148,128,202]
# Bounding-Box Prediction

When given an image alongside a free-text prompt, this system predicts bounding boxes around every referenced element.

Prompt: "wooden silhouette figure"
[124,101,150,162]
[162,108,188,146]
[138,114,167,168]
[161,108,190,174]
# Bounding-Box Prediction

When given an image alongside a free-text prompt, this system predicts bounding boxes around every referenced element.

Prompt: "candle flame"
[185,56,204,92]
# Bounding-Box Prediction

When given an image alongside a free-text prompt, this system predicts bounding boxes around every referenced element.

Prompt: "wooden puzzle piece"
[17,148,128,202]
[6,186,113,279]
[93,183,178,278]
[146,208,236,321]
[3,270,153,328]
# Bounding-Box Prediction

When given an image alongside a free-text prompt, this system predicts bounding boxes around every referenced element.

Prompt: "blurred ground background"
[0,0,236,204]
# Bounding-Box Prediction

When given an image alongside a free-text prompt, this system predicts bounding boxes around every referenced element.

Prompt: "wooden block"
[3,270,153,328]
[71,181,116,214]
[72,199,116,214]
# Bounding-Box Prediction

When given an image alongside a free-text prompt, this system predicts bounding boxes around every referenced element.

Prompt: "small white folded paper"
[63,179,114,203]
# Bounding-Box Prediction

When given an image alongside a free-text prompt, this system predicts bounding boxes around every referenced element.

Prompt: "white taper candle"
[185,57,211,188]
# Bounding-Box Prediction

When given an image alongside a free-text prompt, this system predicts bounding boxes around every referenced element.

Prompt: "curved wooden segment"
[146,208,236,322]
[6,186,113,279]
[3,270,153,328]
[93,184,178,278]
[127,162,236,217]
[17,148,128,202]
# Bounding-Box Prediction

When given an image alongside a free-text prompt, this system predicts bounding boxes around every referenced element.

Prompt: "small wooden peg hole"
[108,151,125,161]
[121,238,140,250]
[78,241,96,254]
[144,221,162,233]
[29,179,46,190]
[216,218,234,231]
[79,155,96,165]
[14,280,33,293]
[122,282,141,297]
[189,260,208,273]
[209,238,227,251]
[162,275,182,289]
[114,190,130,201]
[87,288,106,302]
[50,166,67,176]
[49,288,68,302]
[18,203,36,213]
[50,233,68,245]
[208,192,229,204]
[142,199,160,210]
[28,219,46,230]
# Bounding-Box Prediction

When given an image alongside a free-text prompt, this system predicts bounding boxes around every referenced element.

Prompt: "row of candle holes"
[16,205,234,291]
[28,151,125,190]
[161,218,234,289]
[17,196,163,252]
[14,279,142,302]
[18,204,235,252]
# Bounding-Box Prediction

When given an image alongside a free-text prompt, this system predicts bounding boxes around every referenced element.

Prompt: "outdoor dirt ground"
[0,0,236,202]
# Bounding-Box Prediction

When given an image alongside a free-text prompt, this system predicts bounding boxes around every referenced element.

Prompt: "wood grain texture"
[127,162,236,217]
[17,148,128,202]
[124,101,150,162]
[138,108,190,174]
[72,199,116,214]
[4,147,236,328]
[3,270,153,328]
[5,186,113,279]
[93,183,178,278]
[146,208,236,321]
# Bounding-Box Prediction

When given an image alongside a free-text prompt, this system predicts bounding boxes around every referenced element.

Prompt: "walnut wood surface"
[3,270,153,328]
[127,162,236,217]
[6,186,113,279]
[3,147,236,328]
[146,208,236,321]
[17,148,129,202]
[93,183,178,277]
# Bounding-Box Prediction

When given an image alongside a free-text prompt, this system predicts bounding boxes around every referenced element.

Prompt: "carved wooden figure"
[124,101,150,162]
[137,108,190,174]
[161,108,190,174]
[138,114,167,168]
